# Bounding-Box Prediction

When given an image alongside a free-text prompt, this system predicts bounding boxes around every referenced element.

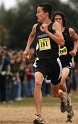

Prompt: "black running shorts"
[33,58,62,85]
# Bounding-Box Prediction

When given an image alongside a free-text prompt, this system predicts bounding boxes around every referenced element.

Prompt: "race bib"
[60,46,67,56]
[38,38,51,51]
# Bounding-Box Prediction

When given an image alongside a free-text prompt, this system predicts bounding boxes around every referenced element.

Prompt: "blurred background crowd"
[0,45,35,103]
[0,45,78,103]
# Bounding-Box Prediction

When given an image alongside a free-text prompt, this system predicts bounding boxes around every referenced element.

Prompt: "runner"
[52,10,78,122]
[23,4,68,124]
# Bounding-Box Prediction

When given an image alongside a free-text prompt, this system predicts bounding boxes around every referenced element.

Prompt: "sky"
[0,0,68,10]
[0,0,22,9]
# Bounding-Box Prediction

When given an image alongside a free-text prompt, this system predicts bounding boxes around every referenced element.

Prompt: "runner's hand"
[69,49,77,57]
[42,23,48,32]
[23,48,31,59]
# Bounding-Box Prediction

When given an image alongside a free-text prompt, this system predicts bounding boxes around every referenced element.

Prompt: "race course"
[0,92,78,124]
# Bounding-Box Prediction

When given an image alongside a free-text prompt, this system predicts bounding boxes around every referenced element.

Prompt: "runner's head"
[36,3,53,23]
[52,11,67,27]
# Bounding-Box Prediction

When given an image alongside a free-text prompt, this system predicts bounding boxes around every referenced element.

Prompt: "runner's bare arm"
[69,28,78,52]
[23,24,37,58]
[43,22,64,46]
[25,24,37,50]
[52,22,64,46]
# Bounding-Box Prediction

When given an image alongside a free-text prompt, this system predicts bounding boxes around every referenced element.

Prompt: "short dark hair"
[52,11,67,27]
[38,3,53,19]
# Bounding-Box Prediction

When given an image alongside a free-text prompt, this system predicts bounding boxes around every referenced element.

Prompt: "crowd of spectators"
[0,45,78,103]
[0,45,35,103]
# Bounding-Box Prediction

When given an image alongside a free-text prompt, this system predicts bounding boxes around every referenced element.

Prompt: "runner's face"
[54,15,63,27]
[36,7,47,23]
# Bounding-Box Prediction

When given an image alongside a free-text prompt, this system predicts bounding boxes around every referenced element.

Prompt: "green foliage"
[0,25,9,46]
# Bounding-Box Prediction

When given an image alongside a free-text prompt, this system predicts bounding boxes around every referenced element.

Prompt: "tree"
[0,25,9,46]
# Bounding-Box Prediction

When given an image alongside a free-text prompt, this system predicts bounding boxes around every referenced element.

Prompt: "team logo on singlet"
[60,46,67,56]
[38,37,51,51]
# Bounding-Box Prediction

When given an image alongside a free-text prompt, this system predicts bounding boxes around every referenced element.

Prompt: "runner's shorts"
[61,61,72,78]
[33,57,62,85]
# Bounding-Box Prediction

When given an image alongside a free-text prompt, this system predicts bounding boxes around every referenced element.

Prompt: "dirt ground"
[0,105,78,124]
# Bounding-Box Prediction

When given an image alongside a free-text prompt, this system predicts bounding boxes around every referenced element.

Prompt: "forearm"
[25,34,35,50]
[46,30,64,46]
[74,41,78,52]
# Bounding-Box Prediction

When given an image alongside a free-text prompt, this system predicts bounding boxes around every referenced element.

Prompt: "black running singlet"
[60,27,74,62]
[36,23,60,59]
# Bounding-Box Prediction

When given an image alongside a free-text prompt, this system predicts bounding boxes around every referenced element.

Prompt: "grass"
[0,91,78,107]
